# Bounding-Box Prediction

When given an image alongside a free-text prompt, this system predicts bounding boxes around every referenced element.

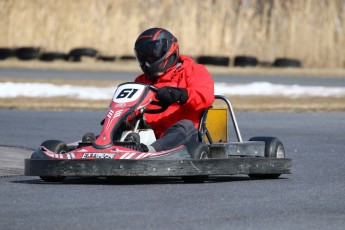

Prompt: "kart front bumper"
[25,157,292,177]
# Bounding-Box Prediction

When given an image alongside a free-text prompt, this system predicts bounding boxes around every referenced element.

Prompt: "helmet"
[134,28,179,80]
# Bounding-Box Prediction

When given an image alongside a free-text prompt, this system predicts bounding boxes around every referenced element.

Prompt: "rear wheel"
[248,137,285,179]
[182,142,210,183]
[39,140,67,182]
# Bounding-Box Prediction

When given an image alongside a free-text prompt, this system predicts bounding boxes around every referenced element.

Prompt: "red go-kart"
[25,82,292,183]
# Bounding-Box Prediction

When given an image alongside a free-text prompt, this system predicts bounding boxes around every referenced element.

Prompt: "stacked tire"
[68,48,99,62]
[273,58,301,68]
[196,56,230,66]
[234,55,258,67]
[39,52,68,62]
[0,45,303,68]
[16,47,41,60]
[0,48,16,60]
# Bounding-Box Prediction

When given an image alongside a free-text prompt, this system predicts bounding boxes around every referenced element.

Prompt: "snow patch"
[1,82,345,99]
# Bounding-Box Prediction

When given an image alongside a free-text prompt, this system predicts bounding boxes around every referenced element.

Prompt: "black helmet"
[134,28,179,80]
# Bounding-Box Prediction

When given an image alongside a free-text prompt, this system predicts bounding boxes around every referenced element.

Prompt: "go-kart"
[24,82,292,183]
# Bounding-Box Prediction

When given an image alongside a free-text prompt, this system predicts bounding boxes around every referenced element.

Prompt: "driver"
[132,27,214,152]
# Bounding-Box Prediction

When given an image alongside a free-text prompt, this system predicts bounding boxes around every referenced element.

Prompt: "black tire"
[186,142,210,159]
[0,48,16,60]
[273,58,301,68]
[39,52,68,62]
[68,48,98,62]
[248,136,285,179]
[39,140,68,182]
[97,55,116,62]
[82,132,96,143]
[182,142,210,183]
[119,55,136,61]
[196,56,230,66]
[258,61,272,67]
[15,47,41,60]
[234,55,258,67]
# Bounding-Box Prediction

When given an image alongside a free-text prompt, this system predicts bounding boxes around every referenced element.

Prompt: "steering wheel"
[144,85,169,114]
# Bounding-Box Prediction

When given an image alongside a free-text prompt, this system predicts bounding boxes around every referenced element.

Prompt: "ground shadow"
[11,174,288,185]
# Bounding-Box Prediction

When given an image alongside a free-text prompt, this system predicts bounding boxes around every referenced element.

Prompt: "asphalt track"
[1,68,345,229]
[0,109,344,230]
[1,67,345,86]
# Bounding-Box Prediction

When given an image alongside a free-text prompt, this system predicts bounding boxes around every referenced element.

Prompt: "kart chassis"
[25,92,292,181]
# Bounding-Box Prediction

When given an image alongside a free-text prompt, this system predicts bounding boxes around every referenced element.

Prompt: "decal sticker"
[114,103,126,108]
[114,109,123,118]
[135,152,148,159]
[119,152,138,159]
[104,109,123,132]
[107,109,114,119]
[117,88,138,99]
[113,84,145,103]
[81,153,116,159]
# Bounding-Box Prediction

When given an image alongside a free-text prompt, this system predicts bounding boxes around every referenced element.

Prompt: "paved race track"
[0,109,344,230]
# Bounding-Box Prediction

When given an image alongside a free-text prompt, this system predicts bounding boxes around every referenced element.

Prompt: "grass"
[1,95,345,112]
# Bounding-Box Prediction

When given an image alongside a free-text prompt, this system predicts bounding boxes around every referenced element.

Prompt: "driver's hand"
[155,87,188,106]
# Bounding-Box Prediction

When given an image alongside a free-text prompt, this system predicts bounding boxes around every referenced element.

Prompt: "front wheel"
[39,140,67,182]
[248,136,285,179]
[182,142,210,183]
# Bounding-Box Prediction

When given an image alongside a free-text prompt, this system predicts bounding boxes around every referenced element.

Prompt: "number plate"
[112,84,146,103]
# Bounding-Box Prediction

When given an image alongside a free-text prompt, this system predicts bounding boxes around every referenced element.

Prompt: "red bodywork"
[39,83,186,160]
[41,145,185,160]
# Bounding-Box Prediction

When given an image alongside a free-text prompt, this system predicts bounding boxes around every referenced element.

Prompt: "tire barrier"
[0,45,305,68]
[257,61,273,67]
[68,48,99,62]
[273,58,301,68]
[97,55,116,62]
[234,55,258,67]
[15,47,41,61]
[0,48,16,60]
[119,55,137,61]
[196,56,230,66]
[39,52,68,62]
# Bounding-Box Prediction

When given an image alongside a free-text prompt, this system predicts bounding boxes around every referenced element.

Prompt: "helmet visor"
[135,39,169,65]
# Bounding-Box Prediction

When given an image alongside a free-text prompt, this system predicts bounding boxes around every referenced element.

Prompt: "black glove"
[156,87,188,106]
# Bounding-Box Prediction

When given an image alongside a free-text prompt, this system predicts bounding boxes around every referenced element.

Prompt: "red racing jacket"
[135,55,214,138]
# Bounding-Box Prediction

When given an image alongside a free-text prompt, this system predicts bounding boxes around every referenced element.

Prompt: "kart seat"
[198,106,228,144]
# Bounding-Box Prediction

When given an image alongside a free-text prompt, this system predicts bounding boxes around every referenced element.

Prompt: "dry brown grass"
[2,95,345,112]
[228,96,345,111]
[1,0,345,68]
